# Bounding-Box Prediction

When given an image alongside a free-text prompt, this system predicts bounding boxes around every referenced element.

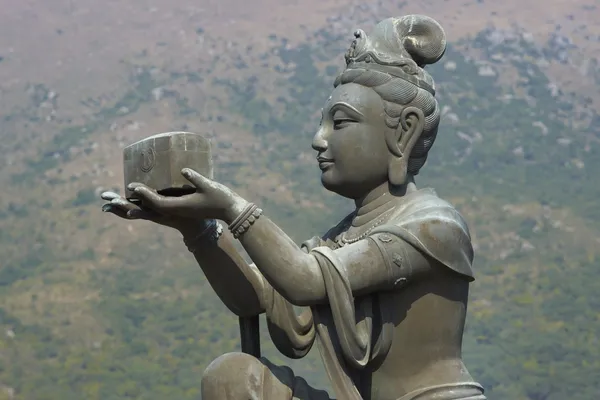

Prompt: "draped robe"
[261,189,485,400]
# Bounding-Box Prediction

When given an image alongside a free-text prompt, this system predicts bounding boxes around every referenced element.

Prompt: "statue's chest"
[325,210,395,249]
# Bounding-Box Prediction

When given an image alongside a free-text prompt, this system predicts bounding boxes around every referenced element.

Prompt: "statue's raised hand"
[101,190,198,234]
[104,168,247,227]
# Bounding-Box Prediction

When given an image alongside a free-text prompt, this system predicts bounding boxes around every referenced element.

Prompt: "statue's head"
[312,15,446,199]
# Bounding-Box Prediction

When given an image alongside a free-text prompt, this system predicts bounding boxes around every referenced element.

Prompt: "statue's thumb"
[181,168,208,188]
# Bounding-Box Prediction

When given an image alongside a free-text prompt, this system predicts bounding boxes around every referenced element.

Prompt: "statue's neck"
[352,177,417,228]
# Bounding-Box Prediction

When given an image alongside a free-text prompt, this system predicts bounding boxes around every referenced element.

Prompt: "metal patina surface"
[102,15,485,400]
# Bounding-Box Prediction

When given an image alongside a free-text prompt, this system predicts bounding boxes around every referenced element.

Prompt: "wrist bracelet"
[184,219,223,253]
[229,203,263,239]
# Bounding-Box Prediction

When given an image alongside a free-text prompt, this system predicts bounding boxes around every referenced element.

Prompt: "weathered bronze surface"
[101,14,485,400]
[123,132,212,199]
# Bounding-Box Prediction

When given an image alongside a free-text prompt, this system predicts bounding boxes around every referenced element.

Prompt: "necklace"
[337,207,395,245]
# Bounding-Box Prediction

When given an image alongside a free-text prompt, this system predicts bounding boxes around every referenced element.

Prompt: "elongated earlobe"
[388,156,409,185]
[387,106,425,185]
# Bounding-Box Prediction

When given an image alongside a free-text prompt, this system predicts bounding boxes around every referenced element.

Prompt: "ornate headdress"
[343,15,447,95]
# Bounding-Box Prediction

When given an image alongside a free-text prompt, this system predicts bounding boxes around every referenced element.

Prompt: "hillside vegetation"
[1,1,600,399]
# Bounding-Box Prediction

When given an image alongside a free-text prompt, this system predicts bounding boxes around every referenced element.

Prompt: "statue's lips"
[317,157,334,170]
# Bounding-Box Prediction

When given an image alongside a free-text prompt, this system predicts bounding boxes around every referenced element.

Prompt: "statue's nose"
[312,128,328,152]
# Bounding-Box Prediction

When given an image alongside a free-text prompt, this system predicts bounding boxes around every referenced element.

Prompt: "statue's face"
[312,82,390,199]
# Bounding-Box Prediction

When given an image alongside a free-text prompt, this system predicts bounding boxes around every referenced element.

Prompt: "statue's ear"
[385,106,425,185]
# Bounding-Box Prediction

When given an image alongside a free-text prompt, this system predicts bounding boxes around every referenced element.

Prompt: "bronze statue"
[101,15,485,400]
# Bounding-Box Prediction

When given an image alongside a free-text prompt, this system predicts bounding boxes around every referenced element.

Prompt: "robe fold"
[263,189,483,400]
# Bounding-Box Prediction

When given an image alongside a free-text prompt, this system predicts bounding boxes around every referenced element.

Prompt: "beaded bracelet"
[229,203,263,239]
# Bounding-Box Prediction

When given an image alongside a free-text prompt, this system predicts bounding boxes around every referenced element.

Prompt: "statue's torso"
[367,274,476,399]
[318,190,481,400]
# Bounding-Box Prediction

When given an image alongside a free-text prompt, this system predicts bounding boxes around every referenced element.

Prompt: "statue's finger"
[181,168,210,189]
[101,191,121,201]
[127,182,152,191]
[126,209,157,220]
[110,197,140,211]
[102,204,130,219]
[131,186,168,209]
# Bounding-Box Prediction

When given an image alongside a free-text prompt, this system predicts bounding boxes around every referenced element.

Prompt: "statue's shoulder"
[374,188,475,281]
[388,188,470,233]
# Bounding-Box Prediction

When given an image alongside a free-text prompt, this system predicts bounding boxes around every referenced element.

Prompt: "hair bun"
[371,15,447,67]
[396,15,447,66]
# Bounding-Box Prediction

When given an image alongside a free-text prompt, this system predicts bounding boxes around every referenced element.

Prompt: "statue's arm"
[186,223,266,317]
[236,215,433,306]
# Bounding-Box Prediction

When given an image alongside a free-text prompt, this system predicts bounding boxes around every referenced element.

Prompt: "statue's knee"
[202,352,264,399]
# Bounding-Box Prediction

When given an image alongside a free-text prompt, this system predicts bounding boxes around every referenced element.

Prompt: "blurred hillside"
[1,0,600,399]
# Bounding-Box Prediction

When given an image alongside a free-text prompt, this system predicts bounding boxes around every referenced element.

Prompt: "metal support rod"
[239,315,261,358]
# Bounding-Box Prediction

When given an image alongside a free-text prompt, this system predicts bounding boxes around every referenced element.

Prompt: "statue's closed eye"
[332,110,357,130]
[333,119,355,130]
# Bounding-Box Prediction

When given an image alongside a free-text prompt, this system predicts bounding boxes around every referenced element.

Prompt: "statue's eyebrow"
[330,102,364,118]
